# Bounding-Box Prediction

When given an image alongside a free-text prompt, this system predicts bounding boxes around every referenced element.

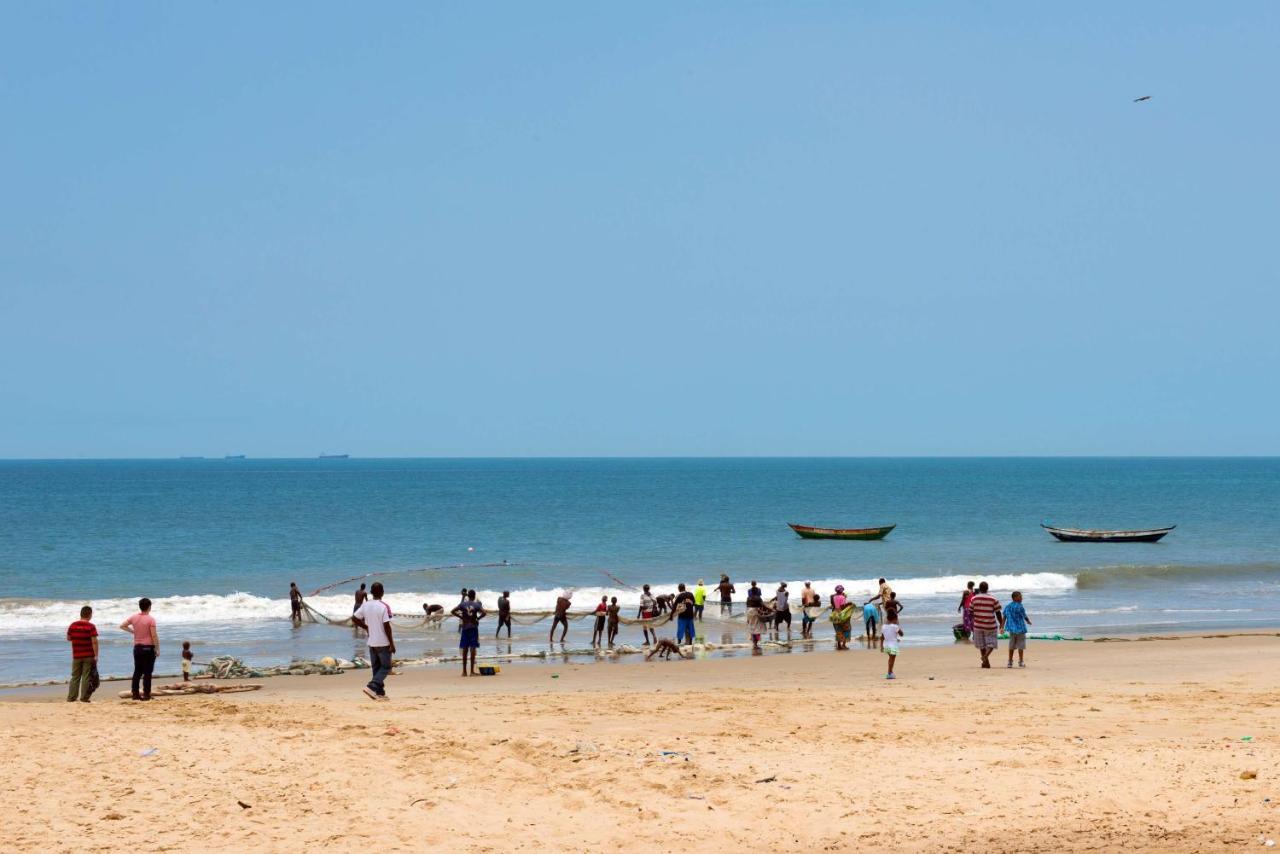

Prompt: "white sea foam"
[0,571,1079,634]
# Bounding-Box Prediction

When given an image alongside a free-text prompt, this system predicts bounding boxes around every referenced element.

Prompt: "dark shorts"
[460,626,479,649]
[775,610,791,626]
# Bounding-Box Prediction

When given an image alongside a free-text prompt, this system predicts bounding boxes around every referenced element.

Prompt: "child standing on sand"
[1003,591,1031,668]
[181,641,193,682]
[880,613,902,679]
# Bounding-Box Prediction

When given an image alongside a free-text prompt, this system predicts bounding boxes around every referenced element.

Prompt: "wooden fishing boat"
[1041,523,1174,543]
[788,523,896,541]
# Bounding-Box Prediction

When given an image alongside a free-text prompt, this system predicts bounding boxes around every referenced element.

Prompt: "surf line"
[309,562,522,597]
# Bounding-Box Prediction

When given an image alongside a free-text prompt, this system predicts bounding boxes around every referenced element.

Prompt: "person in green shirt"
[693,579,707,621]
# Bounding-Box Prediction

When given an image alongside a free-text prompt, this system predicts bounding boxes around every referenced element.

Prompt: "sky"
[1,3,1277,457]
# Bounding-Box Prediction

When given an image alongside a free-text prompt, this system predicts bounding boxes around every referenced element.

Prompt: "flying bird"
[1133,95,1152,102]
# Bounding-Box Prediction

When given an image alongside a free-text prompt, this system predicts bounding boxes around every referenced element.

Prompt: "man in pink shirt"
[120,597,159,701]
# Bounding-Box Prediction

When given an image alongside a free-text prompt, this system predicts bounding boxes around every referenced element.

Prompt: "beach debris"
[1265,840,1275,848]
[237,801,252,810]
[384,726,401,736]
[117,683,261,699]
[103,813,125,821]
[139,747,158,757]
[1242,736,1254,742]
[754,775,777,784]
[573,741,598,754]
[1241,770,1258,780]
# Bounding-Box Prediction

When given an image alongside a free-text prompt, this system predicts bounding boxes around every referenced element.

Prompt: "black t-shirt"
[674,591,695,615]
[454,600,483,628]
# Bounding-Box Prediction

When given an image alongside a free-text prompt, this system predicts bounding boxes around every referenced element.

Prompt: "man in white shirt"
[351,581,395,701]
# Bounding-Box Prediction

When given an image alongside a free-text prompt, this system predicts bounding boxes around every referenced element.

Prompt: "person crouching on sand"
[880,612,903,680]
[1004,590,1031,668]
[645,638,691,660]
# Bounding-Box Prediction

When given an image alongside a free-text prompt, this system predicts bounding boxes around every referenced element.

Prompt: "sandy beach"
[1,633,1277,852]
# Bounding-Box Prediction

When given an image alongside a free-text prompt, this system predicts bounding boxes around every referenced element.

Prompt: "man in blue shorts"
[452,589,487,677]
[863,601,879,641]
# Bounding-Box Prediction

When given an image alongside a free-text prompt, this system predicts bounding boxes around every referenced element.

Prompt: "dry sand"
[1,633,1277,852]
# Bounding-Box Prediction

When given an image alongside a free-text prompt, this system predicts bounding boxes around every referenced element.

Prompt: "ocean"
[2,457,1278,685]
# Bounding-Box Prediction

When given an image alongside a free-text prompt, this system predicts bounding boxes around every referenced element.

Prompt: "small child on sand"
[880,614,902,679]
[181,641,193,682]
[1003,590,1031,668]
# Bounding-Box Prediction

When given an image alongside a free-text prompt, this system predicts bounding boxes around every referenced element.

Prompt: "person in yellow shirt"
[693,579,707,621]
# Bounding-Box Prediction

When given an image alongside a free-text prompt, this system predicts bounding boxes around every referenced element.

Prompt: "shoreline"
[5,626,1278,698]
[1,632,1277,851]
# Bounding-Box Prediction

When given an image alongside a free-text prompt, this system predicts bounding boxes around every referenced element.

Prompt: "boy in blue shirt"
[1003,591,1031,668]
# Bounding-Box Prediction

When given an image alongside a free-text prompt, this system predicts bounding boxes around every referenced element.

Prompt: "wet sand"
[1,633,1277,852]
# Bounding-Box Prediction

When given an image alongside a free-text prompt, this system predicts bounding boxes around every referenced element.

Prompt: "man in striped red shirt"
[66,605,99,702]
[968,582,1004,669]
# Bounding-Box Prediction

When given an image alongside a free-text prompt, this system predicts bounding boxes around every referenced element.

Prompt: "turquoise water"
[2,458,1278,684]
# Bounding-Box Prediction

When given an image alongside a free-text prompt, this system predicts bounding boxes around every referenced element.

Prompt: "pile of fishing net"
[200,654,367,679]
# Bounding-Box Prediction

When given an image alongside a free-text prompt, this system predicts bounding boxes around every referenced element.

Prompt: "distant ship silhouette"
[318,453,350,459]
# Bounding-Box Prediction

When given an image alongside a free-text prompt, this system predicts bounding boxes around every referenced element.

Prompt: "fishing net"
[299,601,679,630]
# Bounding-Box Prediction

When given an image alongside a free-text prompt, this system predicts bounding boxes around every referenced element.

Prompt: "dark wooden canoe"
[788,523,896,541]
[1041,523,1174,543]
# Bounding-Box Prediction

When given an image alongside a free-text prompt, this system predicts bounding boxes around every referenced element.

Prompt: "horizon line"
[2,454,1279,462]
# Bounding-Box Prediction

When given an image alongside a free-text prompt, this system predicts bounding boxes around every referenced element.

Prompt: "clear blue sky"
[2,3,1276,457]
